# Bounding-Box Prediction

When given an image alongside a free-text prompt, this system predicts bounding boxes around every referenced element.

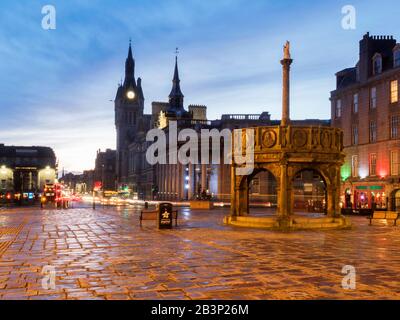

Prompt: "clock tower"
[115,42,145,185]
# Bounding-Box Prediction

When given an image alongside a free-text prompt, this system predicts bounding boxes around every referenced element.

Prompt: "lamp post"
[92,189,96,210]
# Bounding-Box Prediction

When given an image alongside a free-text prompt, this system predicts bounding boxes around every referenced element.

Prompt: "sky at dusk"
[0,0,398,172]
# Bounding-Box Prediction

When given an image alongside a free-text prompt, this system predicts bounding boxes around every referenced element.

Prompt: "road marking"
[0,222,25,257]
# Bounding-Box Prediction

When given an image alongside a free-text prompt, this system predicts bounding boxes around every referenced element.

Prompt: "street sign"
[158,202,173,229]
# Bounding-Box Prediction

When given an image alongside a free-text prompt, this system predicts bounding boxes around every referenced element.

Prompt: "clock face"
[126,90,135,99]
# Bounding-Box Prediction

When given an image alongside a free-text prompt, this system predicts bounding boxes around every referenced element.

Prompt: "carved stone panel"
[292,129,308,148]
[262,129,277,148]
[321,130,332,149]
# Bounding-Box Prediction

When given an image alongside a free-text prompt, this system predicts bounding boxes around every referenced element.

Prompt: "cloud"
[0,0,399,171]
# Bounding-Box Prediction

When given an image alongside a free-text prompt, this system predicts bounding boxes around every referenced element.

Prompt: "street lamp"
[38,166,56,191]
[0,165,13,193]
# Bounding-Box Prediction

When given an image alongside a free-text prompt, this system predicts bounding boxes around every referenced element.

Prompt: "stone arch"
[245,166,279,214]
[290,166,331,187]
[232,165,280,217]
[291,165,341,217]
[390,189,400,211]
[230,126,344,220]
[245,165,280,187]
[291,167,328,214]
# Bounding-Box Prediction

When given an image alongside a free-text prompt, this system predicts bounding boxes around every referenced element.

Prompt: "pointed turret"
[168,56,184,109]
[123,41,136,88]
[137,77,144,100]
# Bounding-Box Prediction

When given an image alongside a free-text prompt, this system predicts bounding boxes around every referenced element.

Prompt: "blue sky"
[0,0,398,171]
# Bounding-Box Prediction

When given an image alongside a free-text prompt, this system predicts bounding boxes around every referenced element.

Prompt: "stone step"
[292,217,337,224]
[229,220,277,228]
[224,215,350,230]
[292,222,344,229]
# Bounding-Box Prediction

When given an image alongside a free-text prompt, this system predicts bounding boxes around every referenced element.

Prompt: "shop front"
[344,184,387,210]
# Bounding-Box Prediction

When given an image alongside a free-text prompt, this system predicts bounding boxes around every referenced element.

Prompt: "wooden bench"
[140,209,178,226]
[368,211,399,226]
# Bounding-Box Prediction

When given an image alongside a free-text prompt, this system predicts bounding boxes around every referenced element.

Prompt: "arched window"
[373,53,382,75]
[394,44,400,68]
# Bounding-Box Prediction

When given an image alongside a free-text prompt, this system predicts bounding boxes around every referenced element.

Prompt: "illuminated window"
[370,87,377,109]
[373,53,382,75]
[391,115,400,139]
[391,150,400,176]
[369,153,377,176]
[352,125,358,145]
[369,120,377,142]
[335,99,342,118]
[353,93,358,113]
[391,80,398,103]
[351,155,359,177]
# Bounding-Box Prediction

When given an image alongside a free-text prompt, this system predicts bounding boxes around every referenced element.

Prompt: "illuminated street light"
[38,166,56,190]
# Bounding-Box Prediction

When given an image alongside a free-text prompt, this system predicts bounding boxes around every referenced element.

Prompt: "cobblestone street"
[0,205,399,300]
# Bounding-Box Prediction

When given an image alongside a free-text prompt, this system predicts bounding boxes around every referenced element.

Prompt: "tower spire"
[169,48,184,109]
[124,40,136,88]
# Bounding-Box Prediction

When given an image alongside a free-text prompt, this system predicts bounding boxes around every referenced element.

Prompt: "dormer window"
[394,44,400,68]
[373,53,382,75]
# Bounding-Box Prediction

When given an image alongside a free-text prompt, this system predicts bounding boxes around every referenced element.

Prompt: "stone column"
[172,164,176,200]
[238,182,249,216]
[170,164,174,200]
[334,170,342,216]
[176,164,181,200]
[170,164,175,200]
[161,165,166,200]
[201,164,207,193]
[327,184,334,217]
[280,42,293,127]
[174,164,179,200]
[279,163,289,217]
[181,165,186,200]
[218,164,223,201]
[231,164,236,216]
[188,163,194,200]
[164,165,168,200]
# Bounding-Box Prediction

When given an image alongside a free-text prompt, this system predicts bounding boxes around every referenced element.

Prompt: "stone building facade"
[115,44,330,201]
[0,144,56,195]
[94,149,117,191]
[60,170,94,194]
[331,33,400,210]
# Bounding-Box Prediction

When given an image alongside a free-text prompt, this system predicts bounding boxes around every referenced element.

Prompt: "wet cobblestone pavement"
[0,205,399,300]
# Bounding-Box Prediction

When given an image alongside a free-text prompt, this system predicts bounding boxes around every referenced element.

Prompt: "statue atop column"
[283,41,291,59]
[281,41,293,127]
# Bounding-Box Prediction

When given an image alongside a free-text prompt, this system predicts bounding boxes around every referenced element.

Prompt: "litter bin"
[158,202,173,229]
